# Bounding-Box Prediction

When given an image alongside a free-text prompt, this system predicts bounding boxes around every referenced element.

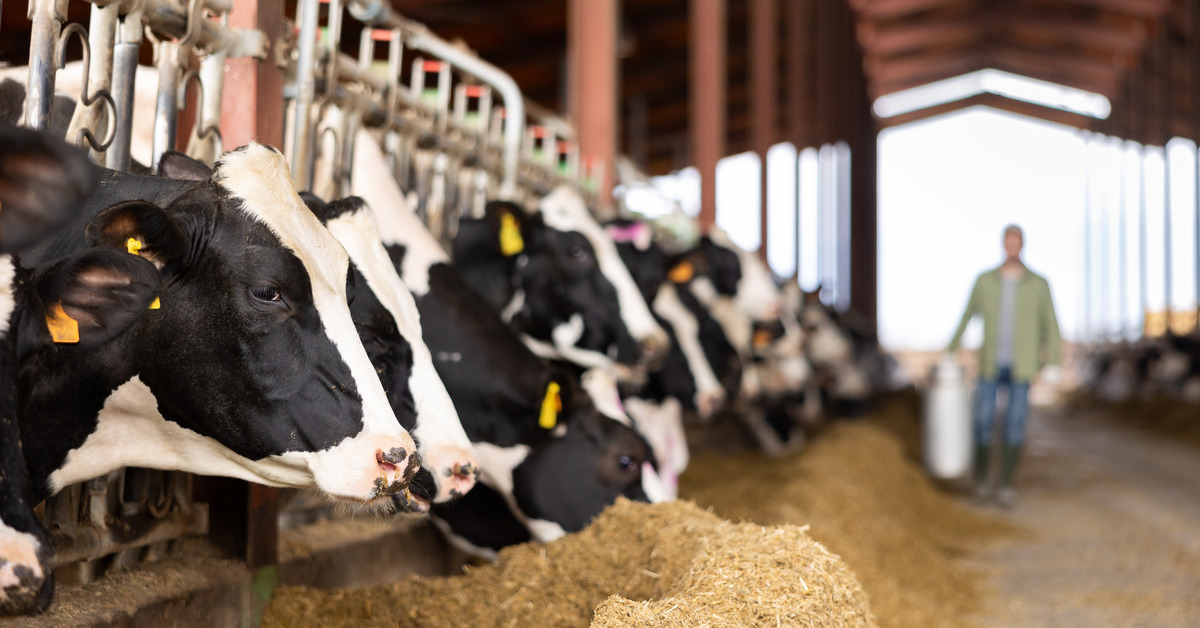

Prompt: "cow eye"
[617,454,638,473]
[569,244,591,263]
[249,285,284,304]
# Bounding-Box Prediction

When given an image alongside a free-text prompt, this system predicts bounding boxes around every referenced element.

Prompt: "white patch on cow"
[324,202,478,503]
[652,284,724,410]
[350,128,449,296]
[524,518,569,543]
[833,362,871,399]
[640,461,672,504]
[624,397,687,500]
[473,442,531,498]
[537,186,667,348]
[500,288,525,323]
[804,306,853,369]
[0,255,15,339]
[50,378,399,500]
[522,314,613,372]
[0,522,43,599]
[580,369,631,426]
[707,228,782,322]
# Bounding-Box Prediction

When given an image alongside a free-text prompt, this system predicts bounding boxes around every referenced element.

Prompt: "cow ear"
[157,151,212,181]
[85,201,188,273]
[298,191,328,218]
[0,123,98,253]
[31,248,162,349]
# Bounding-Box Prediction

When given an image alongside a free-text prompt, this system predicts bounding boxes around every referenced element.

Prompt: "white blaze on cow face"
[652,283,725,415]
[350,129,449,296]
[323,201,479,503]
[706,228,782,322]
[0,256,15,339]
[538,186,669,357]
[623,397,687,500]
[212,144,417,501]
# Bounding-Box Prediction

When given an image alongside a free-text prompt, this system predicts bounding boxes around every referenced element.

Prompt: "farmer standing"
[948,224,1061,508]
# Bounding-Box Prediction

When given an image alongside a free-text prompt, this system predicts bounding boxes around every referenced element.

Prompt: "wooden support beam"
[567,0,618,208]
[751,0,775,262]
[691,0,725,232]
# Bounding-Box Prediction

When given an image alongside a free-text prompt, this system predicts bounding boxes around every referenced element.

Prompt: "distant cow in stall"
[452,187,669,382]
[350,131,665,558]
[15,144,423,515]
[606,218,730,493]
[0,125,161,615]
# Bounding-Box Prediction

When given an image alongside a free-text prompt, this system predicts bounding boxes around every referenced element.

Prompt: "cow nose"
[697,390,725,419]
[376,447,421,495]
[639,332,671,370]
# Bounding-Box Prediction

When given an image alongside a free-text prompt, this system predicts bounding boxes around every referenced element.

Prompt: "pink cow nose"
[376,447,421,495]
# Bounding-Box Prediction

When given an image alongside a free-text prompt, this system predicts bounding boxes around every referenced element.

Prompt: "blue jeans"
[973,367,1030,447]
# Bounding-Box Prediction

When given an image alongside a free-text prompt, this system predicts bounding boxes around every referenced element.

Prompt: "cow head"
[303,193,478,510]
[454,189,668,380]
[672,229,782,323]
[25,145,419,506]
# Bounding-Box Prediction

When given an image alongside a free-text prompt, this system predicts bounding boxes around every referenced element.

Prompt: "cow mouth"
[391,488,431,514]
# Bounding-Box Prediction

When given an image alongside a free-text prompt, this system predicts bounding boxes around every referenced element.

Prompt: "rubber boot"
[970,444,991,503]
[997,445,1022,508]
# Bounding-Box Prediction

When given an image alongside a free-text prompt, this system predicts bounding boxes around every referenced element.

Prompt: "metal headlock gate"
[11,0,608,585]
[14,0,265,584]
[273,0,606,527]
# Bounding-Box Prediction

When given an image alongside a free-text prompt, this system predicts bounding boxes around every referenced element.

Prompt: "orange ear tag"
[46,301,80,343]
[753,329,772,349]
[539,381,562,429]
[668,261,694,283]
[499,212,525,256]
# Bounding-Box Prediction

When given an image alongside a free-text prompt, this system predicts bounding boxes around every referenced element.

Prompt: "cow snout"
[696,389,725,420]
[0,529,48,615]
[638,331,671,370]
[376,447,421,496]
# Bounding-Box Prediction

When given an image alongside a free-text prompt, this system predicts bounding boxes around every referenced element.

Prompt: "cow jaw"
[538,186,668,362]
[212,144,417,478]
[52,379,416,507]
[652,283,725,415]
[324,203,479,503]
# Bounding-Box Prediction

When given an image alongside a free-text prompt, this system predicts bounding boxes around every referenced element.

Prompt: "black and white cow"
[452,187,669,381]
[0,125,160,614]
[15,143,421,509]
[292,190,478,509]
[349,131,665,557]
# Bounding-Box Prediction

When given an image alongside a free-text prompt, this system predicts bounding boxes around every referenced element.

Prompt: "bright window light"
[873,69,1111,120]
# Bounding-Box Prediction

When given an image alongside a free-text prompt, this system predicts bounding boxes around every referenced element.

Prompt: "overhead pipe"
[347,0,525,199]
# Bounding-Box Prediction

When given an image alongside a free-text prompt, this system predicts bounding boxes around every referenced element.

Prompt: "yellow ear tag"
[668,261,694,283]
[499,212,525,257]
[46,301,80,344]
[539,381,562,429]
[126,237,144,256]
[148,297,161,310]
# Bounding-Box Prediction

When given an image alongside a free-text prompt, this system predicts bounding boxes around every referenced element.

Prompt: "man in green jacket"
[948,225,1061,508]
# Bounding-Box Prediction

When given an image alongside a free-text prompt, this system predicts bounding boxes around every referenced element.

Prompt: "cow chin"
[291,430,421,505]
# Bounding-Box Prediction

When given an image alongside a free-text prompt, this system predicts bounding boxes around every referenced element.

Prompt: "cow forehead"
[537,186,606,243]
[213,144,349,285]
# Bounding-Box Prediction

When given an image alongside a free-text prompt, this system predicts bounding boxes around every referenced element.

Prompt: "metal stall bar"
[289,0,320,189]
[348,0,525,200]
[25,0,67,130]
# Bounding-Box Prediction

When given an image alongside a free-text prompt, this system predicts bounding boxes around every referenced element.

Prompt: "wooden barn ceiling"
[390,0,1197,174]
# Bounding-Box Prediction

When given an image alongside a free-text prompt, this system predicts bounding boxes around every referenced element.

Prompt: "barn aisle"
[967,404,1200,627]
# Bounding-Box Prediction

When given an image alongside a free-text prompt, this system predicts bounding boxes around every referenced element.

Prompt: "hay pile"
[679,394,1017,628]
[263,498,875,627]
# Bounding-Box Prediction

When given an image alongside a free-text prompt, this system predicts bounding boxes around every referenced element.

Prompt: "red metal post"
[751,0,776,264]
[221,0,285,150]
[567,0,618,209]
[213,0,284,571]
[691,0,725,232]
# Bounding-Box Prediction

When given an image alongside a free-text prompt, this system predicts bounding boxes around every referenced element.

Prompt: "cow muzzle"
[637,330,671,371]
[375,447,421,497]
